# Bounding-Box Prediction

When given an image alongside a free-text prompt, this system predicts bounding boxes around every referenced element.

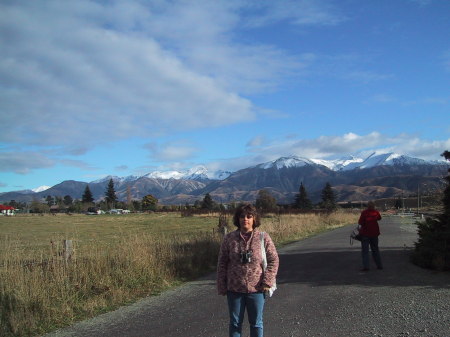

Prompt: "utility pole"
[402,190,405,213]
[417,184,420,214]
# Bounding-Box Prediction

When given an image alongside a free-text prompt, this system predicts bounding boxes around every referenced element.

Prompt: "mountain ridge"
[1,152,448,205]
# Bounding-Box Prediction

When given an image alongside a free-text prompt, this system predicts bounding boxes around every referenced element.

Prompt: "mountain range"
[1,152,449,205]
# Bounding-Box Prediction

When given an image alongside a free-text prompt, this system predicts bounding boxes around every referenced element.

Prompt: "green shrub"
[411,150,450,271]
[412,217,450,270]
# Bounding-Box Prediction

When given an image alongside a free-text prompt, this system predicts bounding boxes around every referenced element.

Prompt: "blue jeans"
[227,291,265,337]
[361,236,383,269]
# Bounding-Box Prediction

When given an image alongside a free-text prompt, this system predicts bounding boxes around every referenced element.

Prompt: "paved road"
[45,216,449,337]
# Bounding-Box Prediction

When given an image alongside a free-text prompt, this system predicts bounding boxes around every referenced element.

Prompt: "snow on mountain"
[88,152,438,186]
[143,166,230,181]
[144,171,185,180]
[32,185,51,193]
[256,156,316,169]
[122,175,141,182]
[323,156,365,171]
[211,170,233,180]
[90,175,123,184]
[387,154,430,166]
[249,153,438,172]
[342,152,431,170]
[184,166,209,180]
[90,175,140,184]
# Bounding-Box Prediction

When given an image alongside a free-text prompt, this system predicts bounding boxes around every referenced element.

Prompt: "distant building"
[0,204,15,216]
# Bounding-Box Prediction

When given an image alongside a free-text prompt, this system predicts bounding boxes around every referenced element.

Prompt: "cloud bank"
[0,0,336,152]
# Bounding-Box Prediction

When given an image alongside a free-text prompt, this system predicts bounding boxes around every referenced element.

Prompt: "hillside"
[1,153,448,205]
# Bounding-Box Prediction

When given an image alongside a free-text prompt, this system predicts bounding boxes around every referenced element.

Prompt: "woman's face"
[239,213,254,233]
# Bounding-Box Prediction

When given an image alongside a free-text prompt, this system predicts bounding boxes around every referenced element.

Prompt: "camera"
[240,250,253,264]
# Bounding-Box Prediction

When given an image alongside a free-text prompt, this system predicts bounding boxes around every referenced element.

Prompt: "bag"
[260,232,277,297]
[350,226,362,245]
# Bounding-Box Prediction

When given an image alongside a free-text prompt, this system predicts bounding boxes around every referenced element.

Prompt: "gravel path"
[44,216,449,337]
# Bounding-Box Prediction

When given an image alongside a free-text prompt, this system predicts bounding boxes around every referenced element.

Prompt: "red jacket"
[358,209,381,237]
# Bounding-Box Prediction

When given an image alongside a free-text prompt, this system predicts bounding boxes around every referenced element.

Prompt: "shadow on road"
[277,248,449,289]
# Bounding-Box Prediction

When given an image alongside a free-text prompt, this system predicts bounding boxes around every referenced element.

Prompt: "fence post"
[218,213,229,236]
[63,240,73,263]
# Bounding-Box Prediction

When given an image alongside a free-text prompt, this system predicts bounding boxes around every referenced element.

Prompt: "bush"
[411,150,450,271]
[412,217,450,270]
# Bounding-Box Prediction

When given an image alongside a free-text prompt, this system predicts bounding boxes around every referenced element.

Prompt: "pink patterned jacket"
[217,230,279,295]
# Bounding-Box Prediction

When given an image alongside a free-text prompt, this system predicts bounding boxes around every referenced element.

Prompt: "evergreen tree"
[255,189,277,212]
[82,185,94,203]
[63,195,73,206]
[412,150,450,270]
[8,200,19,209]
[294,183,313,210]
[201,193,215,210]
[320,182,337,211]
[142,194,158,211]
[105,178,117,209]
[132,200,141,212]
[45,195,54,207]
[30,199,49,213]
[394,197,402,209]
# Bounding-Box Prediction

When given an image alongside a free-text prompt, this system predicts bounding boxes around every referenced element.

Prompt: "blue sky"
[1,0,449,192]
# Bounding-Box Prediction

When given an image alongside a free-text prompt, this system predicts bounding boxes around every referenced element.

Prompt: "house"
[0,204,15,216]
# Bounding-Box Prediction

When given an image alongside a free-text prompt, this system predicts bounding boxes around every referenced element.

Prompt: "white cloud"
[58,159,97,170]
[242,132,450,164]
[115,165,129,171]
[0,150,99,174]
[2,1,279,151]
[0,151,56,174]
[1,0,330,154]
[241,0,345,28]
[145,141,199,161]
[301,53,394,85]
[344,71,393,84]
[247,135,266,147]
[141,1,308,94]
[389,138,450,160]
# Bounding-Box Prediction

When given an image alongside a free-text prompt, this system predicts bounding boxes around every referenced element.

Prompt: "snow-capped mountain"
[139,166,231,181]
[212,170,234,180]
[339,152,432,171]
[255,156,316,169]
[1,151,448,205]
[144,170,185,180]
[90,175,142,184]
[313,155,364,171]
[86,153,439,187]
[90,175,123,184]
[254,153,439,172]
[32,185,51,193]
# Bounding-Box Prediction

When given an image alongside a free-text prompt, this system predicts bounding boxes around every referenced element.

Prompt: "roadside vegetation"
[0,210,358,337]
[412,150,450,271]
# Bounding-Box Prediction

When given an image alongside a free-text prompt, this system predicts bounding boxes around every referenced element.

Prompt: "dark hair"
[233,203,261,229]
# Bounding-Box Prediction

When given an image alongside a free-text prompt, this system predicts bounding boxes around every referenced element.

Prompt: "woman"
[358,201,383,271]
[217,204,279,337]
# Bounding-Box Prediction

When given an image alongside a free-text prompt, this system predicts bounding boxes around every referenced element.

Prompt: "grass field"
[0,211,359,337]
[0,212,217,250]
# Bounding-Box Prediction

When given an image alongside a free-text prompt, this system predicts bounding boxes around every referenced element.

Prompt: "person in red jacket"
[358,201,383,271]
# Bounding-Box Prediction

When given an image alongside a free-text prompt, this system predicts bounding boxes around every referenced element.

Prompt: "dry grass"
[0,211,358,337]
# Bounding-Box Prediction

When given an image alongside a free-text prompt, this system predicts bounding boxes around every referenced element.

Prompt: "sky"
[1,0,450,193]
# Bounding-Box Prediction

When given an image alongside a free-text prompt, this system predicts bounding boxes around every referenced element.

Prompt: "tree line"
[4,180,337,214]
[196,182,338,213]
